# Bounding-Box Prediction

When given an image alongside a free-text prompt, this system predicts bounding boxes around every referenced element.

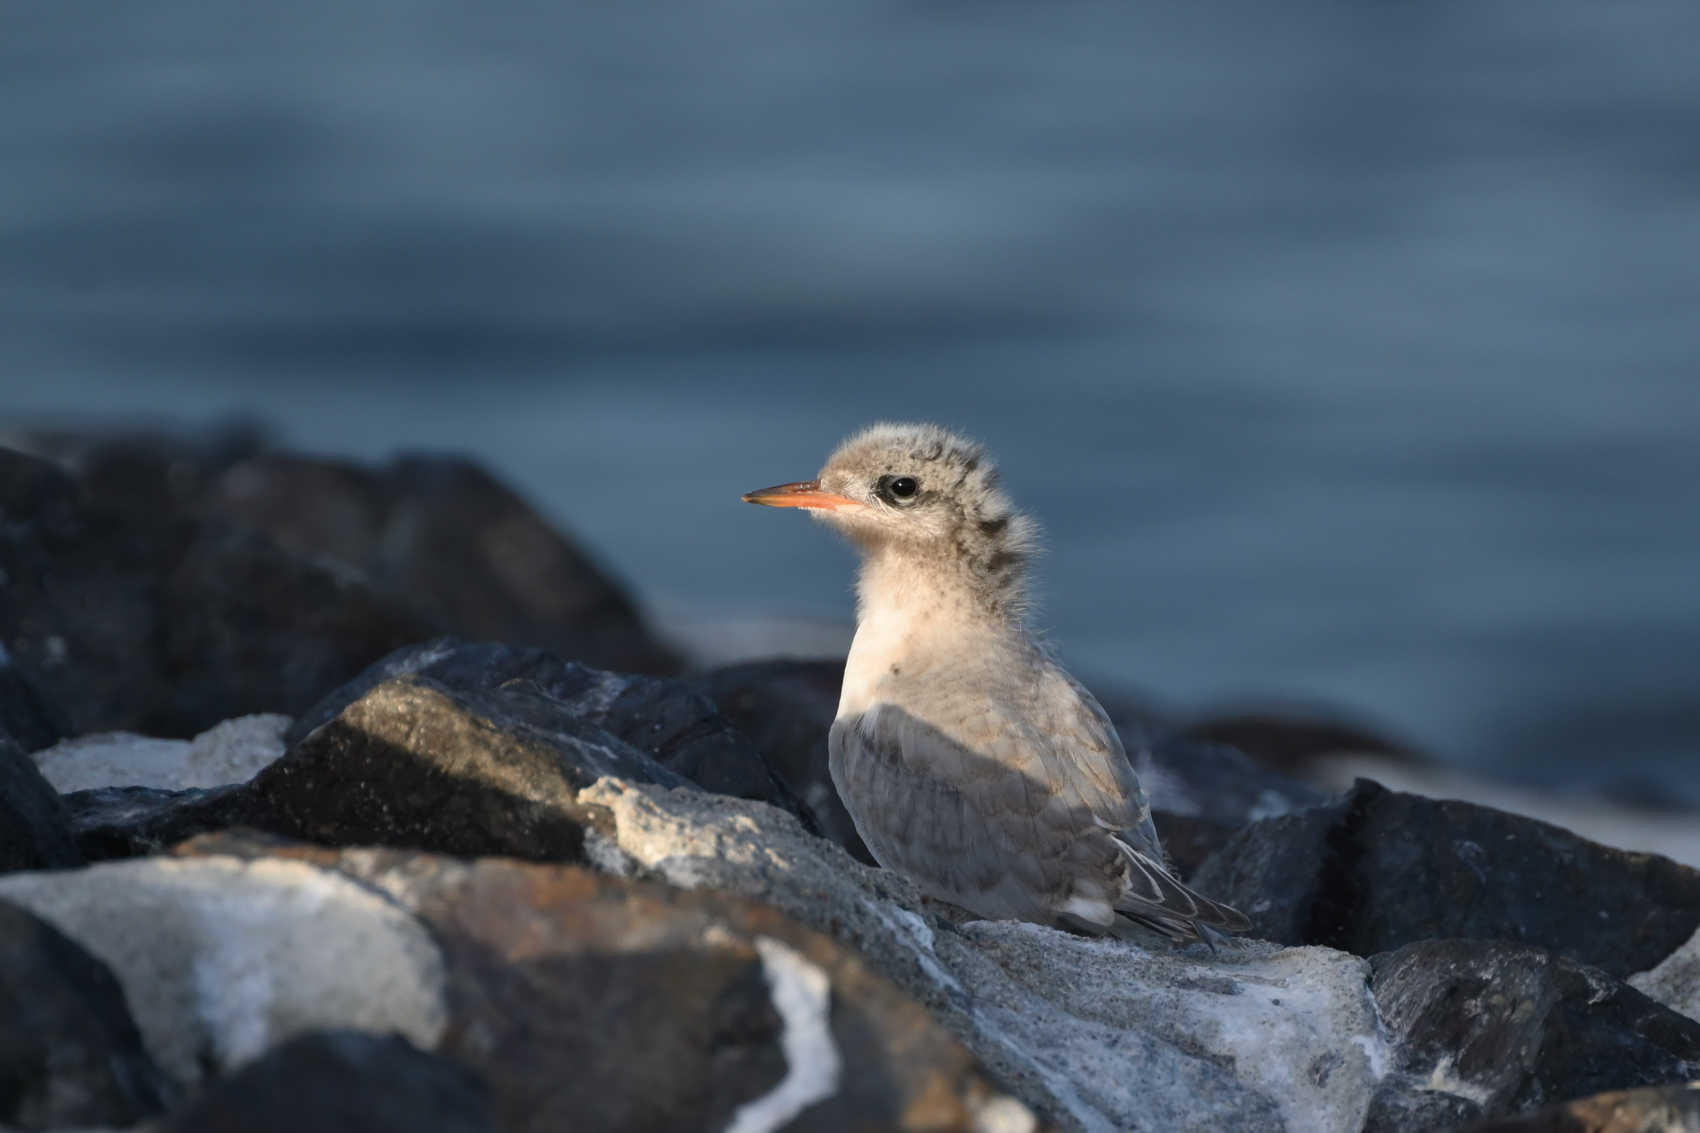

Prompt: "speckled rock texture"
[1629,924,1700,1027]
[286,638,809,822]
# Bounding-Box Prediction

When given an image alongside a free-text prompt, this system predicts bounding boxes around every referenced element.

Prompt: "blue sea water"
[2,0,1698,800]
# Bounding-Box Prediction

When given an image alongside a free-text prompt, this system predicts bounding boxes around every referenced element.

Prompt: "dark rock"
[0,898,176,1128]
[695,659,871,861]
[1191,779,1700,978]
[1458,1082,1700,1132]
[0,732,82,872]
[60,674,701,863]
[1179,710,1418,779]
[289,639,811,824]
[60,785,244,862]
[200,452,680,676]
[0,444,436,737]
[1149,811,1242,881]
[243,674,693,860]
[0,660,70,754]
[1366,939,1700,1131]
[0,446,175,735]
[164,1030,494,1133]
[154,523,437,733]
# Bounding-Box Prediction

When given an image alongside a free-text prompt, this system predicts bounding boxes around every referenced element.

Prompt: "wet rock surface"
[0,732,82,873]
[1364,939,1700,1131]
[1191,779,1700,979]
[0,898,176,1129]
[164,1030,495,1133]
[290,639,810,823]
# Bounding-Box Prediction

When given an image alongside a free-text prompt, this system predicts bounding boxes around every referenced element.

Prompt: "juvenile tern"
[744,423,1249,943]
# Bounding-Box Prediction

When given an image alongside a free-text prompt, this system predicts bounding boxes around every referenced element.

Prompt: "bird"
[742,422,1250,944]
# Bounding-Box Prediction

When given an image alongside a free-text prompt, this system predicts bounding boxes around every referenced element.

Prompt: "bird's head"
[744,422,1038,595]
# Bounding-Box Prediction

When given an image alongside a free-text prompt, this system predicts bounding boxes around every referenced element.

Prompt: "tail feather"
[1111,836,1252,940]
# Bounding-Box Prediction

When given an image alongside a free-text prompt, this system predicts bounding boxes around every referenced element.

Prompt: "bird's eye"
[878,474,920,503]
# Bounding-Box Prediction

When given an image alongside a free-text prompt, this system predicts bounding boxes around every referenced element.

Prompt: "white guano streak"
[723,937,841,1133]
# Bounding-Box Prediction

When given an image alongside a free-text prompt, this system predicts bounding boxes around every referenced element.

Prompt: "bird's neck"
[855,540,1025,629]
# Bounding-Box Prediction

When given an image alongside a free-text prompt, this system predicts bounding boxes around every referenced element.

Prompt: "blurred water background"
[3,0,1697,802]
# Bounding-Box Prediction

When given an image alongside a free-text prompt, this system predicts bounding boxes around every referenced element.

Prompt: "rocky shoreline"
[3,431,1698,1133]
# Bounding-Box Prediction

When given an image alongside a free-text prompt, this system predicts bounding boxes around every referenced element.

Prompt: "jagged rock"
[1458,1082,1700,1132]
[1190,779,1700,978]
[0,657,70,754]
[199,452,679,675]
[59,676,699,863]
[165,1030,495,1133]
[32,713,289,793]
[1,732,82,873]
[1629,925,1700,1025]
[288,639,809,823]
[0,899,176,1129]
[0,855,447,1090]
[571,779,1387,1133]
[246,674,691,859]
[1364,939,1700,1131]
[695,659,872,861]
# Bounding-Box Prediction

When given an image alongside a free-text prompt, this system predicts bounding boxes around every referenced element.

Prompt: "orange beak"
[741,479,862,510]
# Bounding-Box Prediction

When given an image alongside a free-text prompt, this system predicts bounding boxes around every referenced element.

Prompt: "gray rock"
[0,898,176,1129]
[1629,925,1700,1025]
[164,1030,494,1133]
[0,855,447,1090]
[31,714,289,794]
[1190,779,1700,979]
[578,778,1389,1133]
[0,732,82,873]
[1366,938,1700,1131]
[288,639,811,823]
